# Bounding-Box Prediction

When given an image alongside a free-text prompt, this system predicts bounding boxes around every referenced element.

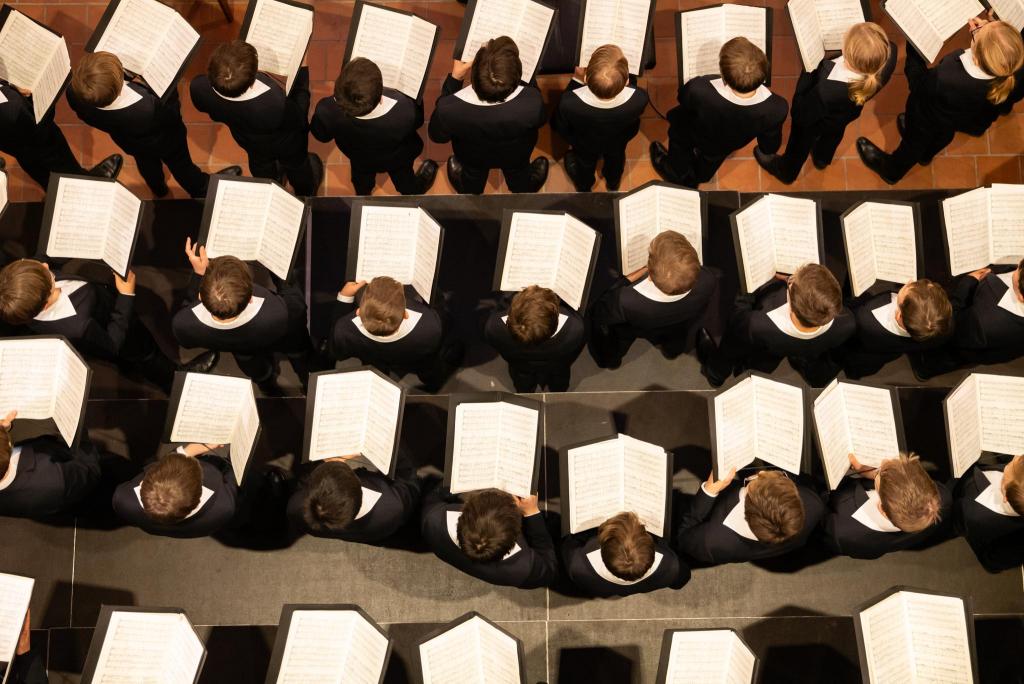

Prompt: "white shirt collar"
[723,487,759,540]
[355,95,397,120]
[996,272,1024,317]
[501,313,568,337]
[192,297,265,330]
[99,85,143,111]
[134,484,215,520]
[766,302,833,339]
[711,78,771,107]
[215,79,271,102]
[446,509,521,559]
[827,55,860,83]
[356,487,382,520]
[975,470,1019,517]
[586,548,664,585]
[353,309,422,342]
[872,293,912,338]
[960,50,993,80]
[0,90,8,105]
[572,85,636,109]
[852,489,901,533]
[0,446,21,491]
[633,277,689,302]
[34,280,88,322]
[454,84,525,106]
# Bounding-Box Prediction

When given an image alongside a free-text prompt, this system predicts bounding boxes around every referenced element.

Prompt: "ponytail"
[988,74,1016,105]
[848,72,881,106]
[974,21,1024,105]
[842,22,891,107]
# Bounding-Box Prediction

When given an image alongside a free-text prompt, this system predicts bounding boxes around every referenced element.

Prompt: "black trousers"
[351,159,419,195]
[9,120,84,188]
[459,159,536,194]
[248,147,317,195]
[119,317,178,392]
[571,144,627,188]
[508,363,570,393]
[885,125,958,181]
[665,139,728,187]
[133,116,209,197]
[771,119,847,183]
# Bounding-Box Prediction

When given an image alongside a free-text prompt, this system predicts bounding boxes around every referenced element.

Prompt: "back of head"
[472,36,522,103]
[457,489,520,561]
[789,264,842,328]
[1018,258,1024,299]
[140,453,203,524]
[974,21,1024,105]
[744,471,805,544]
[647,231,700,296]
[719,37,769,93]
[358,276,406,336]
[877,453,941,532]
[1006,457,1024,516]
[507,285,559,344]
[899,280,953,342]
[200,256,254,319]
[71,51,124,108]
[302,461,362,532]
[208,40,259,98]
[0,259,53,325]
[586,45,628,100]
[0,427,11,482]
[843,22,891,106]
[335,57,383,117]
[597,511,655,581]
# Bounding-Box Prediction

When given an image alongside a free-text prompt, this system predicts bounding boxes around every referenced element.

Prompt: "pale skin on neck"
[1001,455,1023,503]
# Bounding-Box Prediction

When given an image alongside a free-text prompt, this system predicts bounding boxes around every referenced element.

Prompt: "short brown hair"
[0,259,53,325]
[598,511,655,581]
[899,280,952,342]
[744,471,805,544]
[200,256,254,319]
[140,453,203,524]
[1006,457,1024,516]
[507,286,559,344]
[302,461,362,532]
[457,488,520,561]
[358,277,406,336]
[71,51,124,108]
[0,427,12,482]
[1017,258,1024,299]
[877,453,941,532]
[335,57,383,117]
[719,37,769,93]
[209,40,259,98]
[789,264,842,328]
[472,36,522,102]
[647,231,700,296]
[586,45,628,99]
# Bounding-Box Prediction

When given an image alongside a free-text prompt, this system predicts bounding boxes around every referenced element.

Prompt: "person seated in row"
[421,486,558,588]
[699,264,855,388]
[590,231,717,369]
[950,261,1024,367]
[552,44,649,192]
[311,57,437,196]
[955,453,1024,573]
[68,51,241,199]
[821,453,950,560]
[561,511,688,598]
[429,36,549,195]
[484,285,585,393]
[0,258,217,393]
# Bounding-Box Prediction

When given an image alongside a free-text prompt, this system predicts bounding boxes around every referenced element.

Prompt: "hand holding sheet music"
[458,0,555,81]
[352,204,443,303]
[677,4,769,84]
[0,9,71,122]
[883,0,984,62]
[942,184,1024,275]
[712,375,805,476]
[578,0,653,73]
[347,2,439,100]
[732,194,821,293]
[241,0,314,94]
[616,183,703,273]
[789,0,867,71]
[448,398,540,498]
[943,373,1024,477]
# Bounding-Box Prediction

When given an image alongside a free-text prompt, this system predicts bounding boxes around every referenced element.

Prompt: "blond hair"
[877,453,941,533]
[974,21,1024,105]
[843,23,891,106]
[586,45,628,99]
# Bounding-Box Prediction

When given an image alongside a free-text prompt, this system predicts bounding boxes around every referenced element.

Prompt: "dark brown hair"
[719,37,769,93]
[457,489,520,561]
[877,453,941,532]
[598,511,655,581]
[0,259,53,325]
[200,256,254,319]
[208,40,259,98]
[335,57,383,117]
[71,51,124,108]
[789,264,842,328]
[1006,457,1024,516]
[358,276,406,336]
[1017,258,1024,299]
[302,461,362,532]
[647,231,700,296]
[899,280,953,342]
[586,44,628,99]
[140,453,203,524]
[744,471,805,544]
[472,36,522,102]
[507,286,559,344]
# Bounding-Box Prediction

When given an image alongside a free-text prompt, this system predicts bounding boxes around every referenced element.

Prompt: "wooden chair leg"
[216,0,234,23]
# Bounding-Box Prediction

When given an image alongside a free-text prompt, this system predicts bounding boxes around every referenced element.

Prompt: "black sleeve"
[180,273,203,311]
[284,66,312,123]
[78,294,136,359]
[520,513,559,588]
[427,98,452,144]
[904,42,931,91]
[309,99,335,143]
[755,101,787,154]
[390,449,422,512]
[589,279,631,328]
[271,274,308,314]
[677,487,717,531]
[950,276,980,314]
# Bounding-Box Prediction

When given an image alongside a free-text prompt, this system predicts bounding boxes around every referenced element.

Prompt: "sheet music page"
[768,194,821,275]
[309,372,372,461]
[344,613,391,684]
[617,186,659,273]
[664,630,734,682]
[942,188,991,275]
[356,206,419,286]
[904,592,974,682]
[143,13,200,98]
[258,184,304,279]
[566,438,624,533]
[228,386,259,485]
[789,0,826,72]
[817,0,867,50]
[976,374,1024,458]
[513,0,555,81]
[52,343,88,447]
[734,196,778,292]
[0,339,64,420]
[884,0,943,62]
[656,185,704,263]
[554,216,596,310]
[495,402,539,498]
[350,5,414,95]
[0,11,68,121]
[245,0,313,93]
[206,180,272,261]
[987,183,1024,264]
[276,610,353,683]
[813,380,853,490]
[842,202,878,297]
[46,177,113,261]
[869,203,918,286]
[678,6,725,83]
[499,213,562,293]
[92,0,173,76]
[92,611,201,684]
[412,209,442,303]
[33,38,70,124]
[945,374,982,479]
[420,619,484,684]
[0,574,32,664]
[621,435,668,537]
[579,0,651,71]
[752,376,805,474]
[170,374,251,445]
[712,377,758,474]
[728,635,757,683]
[450,403,501,493]
[925,0,985,44]
[724,5,769,54]
[460,0,525,66]
[399,15,437,99]
[989,0,1024,30]
[843,383,901,468]
[859,593,914,683]
[103,183,141,277]
[477,619,521,684]
[361,373,401,473]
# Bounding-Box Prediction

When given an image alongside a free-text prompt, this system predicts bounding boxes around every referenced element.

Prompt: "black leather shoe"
[604,174,622,191]
[89,154,123,180]
[414,159,439,194]
[446,156,465,194]
[216,165,242,177]
[525,157,549,192]
[753,147,792,184]
[563,151,592,192]
[150,182,170,198]
[856,138,899,185]
[897,113,906,138]
[180,350,219,374]
[308,153,325,196]
[650,141,684,185]
[696,328,717,366]
[811,156,830,171]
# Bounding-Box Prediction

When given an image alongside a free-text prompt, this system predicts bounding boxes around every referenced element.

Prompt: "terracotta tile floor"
[6,0,1024,201]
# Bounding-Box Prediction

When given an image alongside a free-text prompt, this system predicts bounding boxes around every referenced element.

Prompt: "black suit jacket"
[821,476,952,559]
[951,273,1024,362]
[24,276,134,361]
[551,78,648,156]
[420,488,558,588]
[67,81,179,155]
[592,269,717,336]
[955,463,1024,572]
[676,480,824,565]
[561,530,688,597]
[483,301,586,377]
[172,276,296,353]
[0,437,101,518]
[310,88,424,171]
[428,75,547,169]
[790,44,898,132]
[0,84,65,158]
[112,454,237,538]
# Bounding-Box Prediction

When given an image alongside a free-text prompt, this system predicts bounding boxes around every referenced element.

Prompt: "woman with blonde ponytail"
[758,22,896,184]
[859,14,1024,184]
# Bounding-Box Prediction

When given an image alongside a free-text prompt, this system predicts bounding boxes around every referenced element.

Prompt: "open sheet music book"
[240,0,314,95]
[303,368,404,477]
[496,211,600,312]
[709,373,807,477]
[88,0,200,99]
[854,588,977,684]
[576,0,655,73]
[614,181,705,273]
[841,200,922,297]
[656,629,758,684]
[986,0,1024,30]
[40,174,143,279]
[348,202,444,304]
[940,184,1024,276]
[444,394,542,499]
[882,0,984,63]
[418,613,526,684]
[455,0,557,82]
[165,373,260,487]
[789,0,868,71]
[0,337,90,448]
[345,2,440,101]
[943,373,1024,478]
[813,380,905,490]
[561,434,671,536]
[82,607,205,684]
[0,8,70,123]
[0,574,33,684]
[676,4,772,85]
[267,604,392,684]
[199,175,307,280]
[731,194,824,294]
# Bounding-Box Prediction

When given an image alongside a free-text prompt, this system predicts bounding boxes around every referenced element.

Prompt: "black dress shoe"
[414,159,439,194]
[811,156,830,171]
[753,147,791,183]
[563,151,591,192]
[151,182,170,198]
[604,174,622,191]
[216,165,243,177]
[695,328,717,366]
[89,154,123,180]
[897,113,906,138]
[180,350,219,374]
[446,156,465,194]
[525,157,549,192]
[650,141,685,185]
[856,138,899,185]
